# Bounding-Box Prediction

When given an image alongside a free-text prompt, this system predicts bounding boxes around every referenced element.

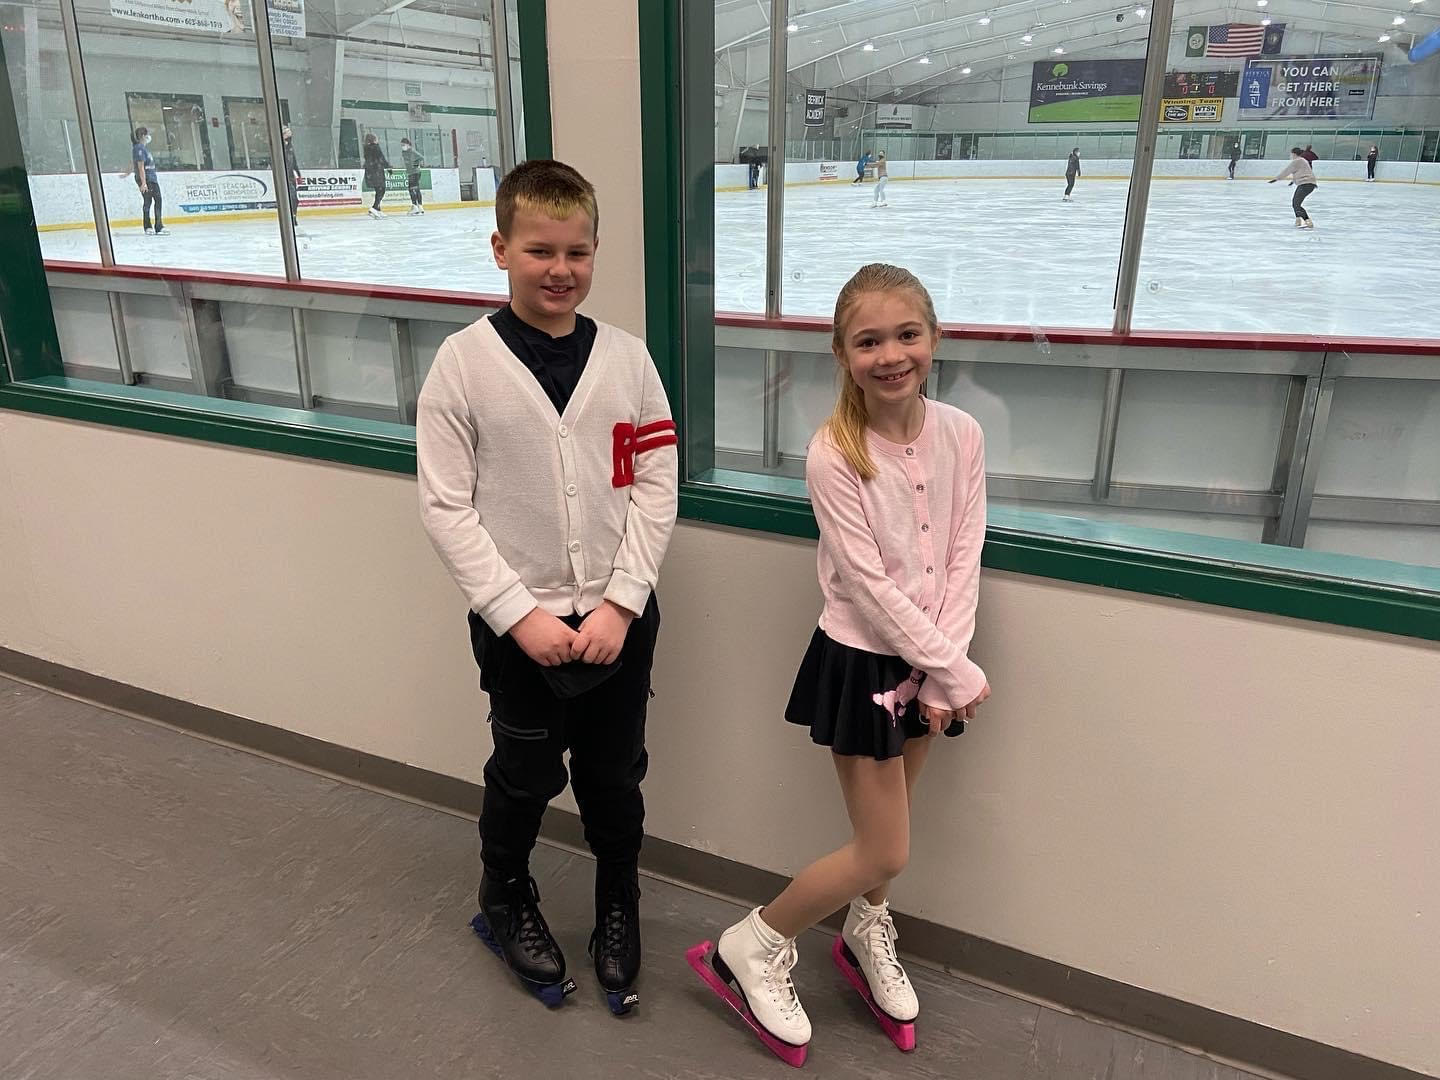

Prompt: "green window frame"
[0,6,554,476]
[635,0,1440,643]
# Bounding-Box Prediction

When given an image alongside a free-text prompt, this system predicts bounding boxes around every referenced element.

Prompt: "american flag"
[1206,24,1266,57]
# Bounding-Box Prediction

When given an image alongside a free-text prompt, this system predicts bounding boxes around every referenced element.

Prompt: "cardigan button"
[916,483,925,493]
[926,566,934,574]
[566,484,578,497]
[558,425,569,437]
[921,523,929,533]
[905,447,914,456]
[569,541,581,553]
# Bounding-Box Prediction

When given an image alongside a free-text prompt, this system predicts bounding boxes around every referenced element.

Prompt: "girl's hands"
[961,680,992,721]
[920,703,954,737]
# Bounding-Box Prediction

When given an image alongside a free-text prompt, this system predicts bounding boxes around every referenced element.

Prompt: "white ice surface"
[40,205,512,297]
[39,178,1440,339]
[716,177,1440,339]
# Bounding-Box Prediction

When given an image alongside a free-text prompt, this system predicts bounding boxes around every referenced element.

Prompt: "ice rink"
[39,176,1440,339]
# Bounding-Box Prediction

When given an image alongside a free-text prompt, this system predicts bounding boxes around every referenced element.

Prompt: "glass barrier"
[700,0,1440,595]
[2,0,531,424]
[1132,23,1440,339]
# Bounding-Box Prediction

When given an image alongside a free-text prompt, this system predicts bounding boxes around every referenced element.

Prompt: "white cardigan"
[417,316,678,635]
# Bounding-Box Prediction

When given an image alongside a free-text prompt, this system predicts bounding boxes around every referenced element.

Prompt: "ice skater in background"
[871,152,889,208]
[401,138,426,215]
[281,125,305,234]
[1269,147,1317,230]
[128,126,166,236]
[1063,147,1081,200]
[363,133,390,218]
[1366,144,1379,182]
[853,149,873,184]
[689,263,992,1066]
[1227,145,1240,180]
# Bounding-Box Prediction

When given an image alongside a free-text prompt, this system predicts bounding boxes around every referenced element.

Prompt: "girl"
[871,152,889,208]
[1366,144,1378,182]
[1269,147,1317,230]
[689,264,991,1065]
[129,126,166,236]
[1063,147,1081,201]
[362,133,390,218]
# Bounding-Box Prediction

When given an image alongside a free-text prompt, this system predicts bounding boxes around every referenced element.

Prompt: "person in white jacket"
[417,159,678,1013]
[1269,148,1318,229]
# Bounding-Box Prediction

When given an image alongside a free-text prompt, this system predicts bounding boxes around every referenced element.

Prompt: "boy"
[417,160,677,1013]
[400,137,425,215]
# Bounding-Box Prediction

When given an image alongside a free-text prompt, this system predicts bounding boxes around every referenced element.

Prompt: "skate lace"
[853,909,910,995]
[762,939,805,1021]
[598,879,640,954]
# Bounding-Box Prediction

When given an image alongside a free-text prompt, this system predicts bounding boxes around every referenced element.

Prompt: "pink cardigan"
[807,398,987,711]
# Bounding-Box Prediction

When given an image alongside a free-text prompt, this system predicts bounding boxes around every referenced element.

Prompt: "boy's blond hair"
[494,159,599,238]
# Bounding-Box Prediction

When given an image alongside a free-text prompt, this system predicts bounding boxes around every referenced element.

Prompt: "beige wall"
[1,1,1437,1074]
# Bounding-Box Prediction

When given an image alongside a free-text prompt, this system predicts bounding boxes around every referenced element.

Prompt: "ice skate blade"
[832,936,917,1052]
[470,913,576,1008]
[686,941,808,1068]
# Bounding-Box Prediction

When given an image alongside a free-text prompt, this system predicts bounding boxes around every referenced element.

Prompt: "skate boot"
[1302,219,1315,230]
[408,203,423,216]
[688,907,810,1067]
[368,207,384,219]
[835,897,918,1051]
[589,865,641,1015]
[471,873,577,1007]
[1294,217,1304,228]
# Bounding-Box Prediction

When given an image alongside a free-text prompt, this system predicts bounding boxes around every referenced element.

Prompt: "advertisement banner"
[1239,55,1382,119]
[110,0,241,34]
[110,0,303,34]
[1164,70,1239,98]
[1161,97,1224,123]
[874,104,914,129]
[175,171,278,214]
[266,0,305,37]
[1029,59,1146,122]
[804,90,826,127]
[818,162,840,181]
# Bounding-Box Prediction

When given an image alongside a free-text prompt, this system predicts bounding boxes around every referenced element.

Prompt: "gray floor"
[0,675,1268,1080]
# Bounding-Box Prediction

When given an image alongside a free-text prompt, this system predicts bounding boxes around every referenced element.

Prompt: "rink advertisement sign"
[1029,59,1146,122]
[110,0,303,35]
[1161,97,1224,123]
[874,104,914,129]
[818,163,840,181]
[804,90,827,127]
[1238,56,1382,119]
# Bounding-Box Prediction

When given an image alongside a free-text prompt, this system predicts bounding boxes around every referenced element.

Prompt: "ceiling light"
[961,66,972,74]
[978,15,991,25]
[1379,33,1391,40]
[1053,46,1065,54]
[917,55,931,63]
[1135,6,1146,14]
[1256,0,1267,6]
[862,41,875,51]
[1393,15,1406,23]
[1022,33,1033,41]
[786,22,797,32]
[1261,16,1271,25]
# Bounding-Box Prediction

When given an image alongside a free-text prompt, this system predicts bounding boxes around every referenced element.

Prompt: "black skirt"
[785,628,965,761]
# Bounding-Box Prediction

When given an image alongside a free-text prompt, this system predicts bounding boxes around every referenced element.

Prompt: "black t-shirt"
[489,305,596,415]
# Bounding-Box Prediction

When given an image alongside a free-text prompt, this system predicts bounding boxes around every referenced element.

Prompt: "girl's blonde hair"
[824,263,939,480]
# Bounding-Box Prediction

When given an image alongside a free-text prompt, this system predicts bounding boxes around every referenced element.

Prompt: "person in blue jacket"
[129,126,166,235]
[852,149,873,184]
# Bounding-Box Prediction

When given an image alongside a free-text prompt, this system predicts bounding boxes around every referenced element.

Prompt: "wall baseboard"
[0,645,1426,1080]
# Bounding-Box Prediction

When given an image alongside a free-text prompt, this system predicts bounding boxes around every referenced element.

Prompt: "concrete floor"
[0,674,1269,1080]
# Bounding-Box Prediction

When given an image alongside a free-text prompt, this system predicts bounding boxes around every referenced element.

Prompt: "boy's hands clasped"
[510,601,634,667]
